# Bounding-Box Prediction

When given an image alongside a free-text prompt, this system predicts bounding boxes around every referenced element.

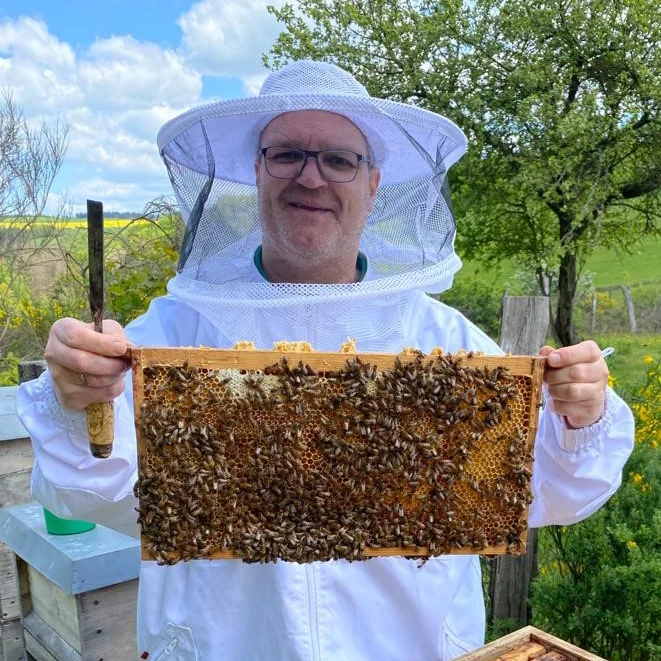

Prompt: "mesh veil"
[157,60,467,349]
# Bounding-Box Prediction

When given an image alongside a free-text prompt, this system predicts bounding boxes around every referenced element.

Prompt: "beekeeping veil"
[157,60,468,350]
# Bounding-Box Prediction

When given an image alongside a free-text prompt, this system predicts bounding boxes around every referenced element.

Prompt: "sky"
[0,0,290,214]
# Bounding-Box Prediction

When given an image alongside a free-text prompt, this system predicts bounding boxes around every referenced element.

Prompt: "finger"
[52,373,128,412]
[51,318,129,356]
[538,345,555,358]
[544,360,608,386]
[546,381,603,403]
[63,364,130,389]
[547,394,605,428]
[544,340,602,368]
[46,342,130,380]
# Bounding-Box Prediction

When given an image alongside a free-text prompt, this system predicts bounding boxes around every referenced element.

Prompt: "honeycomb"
[130,347,544,564]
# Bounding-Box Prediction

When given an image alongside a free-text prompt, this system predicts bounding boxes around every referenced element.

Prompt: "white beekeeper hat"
[157,59,468,326]
[157,59,467,188]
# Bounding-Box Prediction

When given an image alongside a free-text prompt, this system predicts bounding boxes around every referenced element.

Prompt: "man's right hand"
[44,318,130,411]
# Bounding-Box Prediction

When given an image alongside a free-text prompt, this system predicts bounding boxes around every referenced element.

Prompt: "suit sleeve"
[528,387,635,527]
[16,370,141,537]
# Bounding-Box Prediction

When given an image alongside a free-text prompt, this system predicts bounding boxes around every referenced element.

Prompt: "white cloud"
[0,15,206,211]
[0,16,76,69]
[0,17,80,112]
[0,2,289,212]
[81,36,202,110]
[242,72,269,97]
[177,0,286,79]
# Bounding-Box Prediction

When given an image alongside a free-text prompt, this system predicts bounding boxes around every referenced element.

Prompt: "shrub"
[531,357,661,660]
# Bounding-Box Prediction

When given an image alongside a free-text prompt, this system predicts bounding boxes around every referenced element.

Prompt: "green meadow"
[453,234,661,392]
[455,234,661,289]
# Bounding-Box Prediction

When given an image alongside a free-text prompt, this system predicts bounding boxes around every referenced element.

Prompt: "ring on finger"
[78,372,88,387]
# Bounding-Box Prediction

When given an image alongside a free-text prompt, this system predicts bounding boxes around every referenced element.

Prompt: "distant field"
[0,218,150,229]
[456,234,661,290]
[586,238,661,287]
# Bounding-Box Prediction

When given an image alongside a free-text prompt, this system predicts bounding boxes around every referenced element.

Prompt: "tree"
[265,0,661,345]
[0,91,69,356]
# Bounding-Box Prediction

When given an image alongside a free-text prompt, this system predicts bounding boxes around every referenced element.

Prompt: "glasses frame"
[260,146,372,183]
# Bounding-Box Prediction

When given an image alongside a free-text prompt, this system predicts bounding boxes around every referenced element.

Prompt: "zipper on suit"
[149,634,180,659]
[306,564,321,660]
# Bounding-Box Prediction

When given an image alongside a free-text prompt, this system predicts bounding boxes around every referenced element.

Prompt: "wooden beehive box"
[455,626,609,660]
[130,347,545,564]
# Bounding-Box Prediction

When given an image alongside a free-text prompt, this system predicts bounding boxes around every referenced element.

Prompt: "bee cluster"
[134,352,538,565]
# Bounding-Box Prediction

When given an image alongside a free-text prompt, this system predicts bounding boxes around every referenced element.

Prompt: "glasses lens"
[318,150,360,182]
[264,147,306,179]
[263,147,362,182]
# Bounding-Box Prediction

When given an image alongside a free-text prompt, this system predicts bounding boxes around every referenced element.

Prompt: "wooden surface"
[0,379,139,661]
[23,613,80,661]
[85,401,114,458]
[16,558,138,661]
[0,438,34,510]
[0,618,24,661]
[77,580,138,660]
[455,626,608,660]
[132,347,545,562]
[0,384,34,661]
[131,346,543,375]
[27,566,81,652]
[0,502,140,659]
[498,296,550,356]
[490,295,549,628]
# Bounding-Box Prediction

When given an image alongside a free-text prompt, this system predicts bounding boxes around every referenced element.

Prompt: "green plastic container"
[43,508,96,535]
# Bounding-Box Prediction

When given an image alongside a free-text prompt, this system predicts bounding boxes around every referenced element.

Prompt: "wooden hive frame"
[454,625,609,660]
[130,347,545,564]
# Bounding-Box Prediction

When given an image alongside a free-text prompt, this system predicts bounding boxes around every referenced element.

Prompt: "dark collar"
[253,246,367,283]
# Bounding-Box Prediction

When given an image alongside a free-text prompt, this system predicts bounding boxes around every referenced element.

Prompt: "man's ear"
[368,167,381,208]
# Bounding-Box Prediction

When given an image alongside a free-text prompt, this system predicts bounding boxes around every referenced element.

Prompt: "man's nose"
[295,156,327,188]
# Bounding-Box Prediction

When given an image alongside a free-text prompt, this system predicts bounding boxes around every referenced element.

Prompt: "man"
[17,60,634,660]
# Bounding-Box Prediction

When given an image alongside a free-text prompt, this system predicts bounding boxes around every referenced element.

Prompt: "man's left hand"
[539,340,609,429]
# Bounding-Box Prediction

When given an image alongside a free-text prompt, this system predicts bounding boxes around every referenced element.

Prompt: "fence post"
[17,361,47,384]
[488,296,549,632]
[621,286,637,334]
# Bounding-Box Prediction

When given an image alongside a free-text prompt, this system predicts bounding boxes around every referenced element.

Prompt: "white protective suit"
[16,274,635,661]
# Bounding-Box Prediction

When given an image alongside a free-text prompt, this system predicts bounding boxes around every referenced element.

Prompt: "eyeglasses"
[260,146,371,183]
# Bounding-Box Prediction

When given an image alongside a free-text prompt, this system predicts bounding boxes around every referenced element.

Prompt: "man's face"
[255,110,380,283]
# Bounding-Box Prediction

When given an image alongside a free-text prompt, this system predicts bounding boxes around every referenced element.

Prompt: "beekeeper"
[17,60,634,660]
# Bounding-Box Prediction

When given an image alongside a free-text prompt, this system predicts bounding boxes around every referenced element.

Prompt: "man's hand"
[44,318,130,411]
[539,340,609,429]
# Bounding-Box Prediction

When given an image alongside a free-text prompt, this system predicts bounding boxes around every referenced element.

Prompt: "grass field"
[593,333,661,395]
[455,234,661,290]
[0,218,152,230]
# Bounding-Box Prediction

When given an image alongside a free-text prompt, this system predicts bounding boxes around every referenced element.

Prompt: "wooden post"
[488,296,549,632]
[591,292,597,334]
[621,286,637,334]
[17,361,47,384]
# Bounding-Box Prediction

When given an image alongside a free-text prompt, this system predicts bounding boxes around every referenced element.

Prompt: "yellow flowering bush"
[631,356,661,450]
[532,356,661,659]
